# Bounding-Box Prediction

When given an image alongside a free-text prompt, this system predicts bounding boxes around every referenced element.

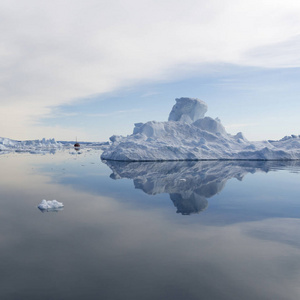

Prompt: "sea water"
[1,148,300,300]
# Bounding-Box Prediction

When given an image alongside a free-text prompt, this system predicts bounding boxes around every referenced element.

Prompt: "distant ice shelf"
[0,138,64,154]
[0,138,109,154]
[101,97,300,161]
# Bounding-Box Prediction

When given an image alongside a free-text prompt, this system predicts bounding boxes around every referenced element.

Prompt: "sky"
[1,0,300,142]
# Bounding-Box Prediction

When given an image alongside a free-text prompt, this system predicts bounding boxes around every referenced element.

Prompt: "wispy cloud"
[43,112,80,119]
[244,34,300,68]
[141,91,160,98]
[86,109,142,118]
[1,0,300,139]
[225,122,260,129]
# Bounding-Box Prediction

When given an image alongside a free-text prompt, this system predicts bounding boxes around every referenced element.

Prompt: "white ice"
[168,97,208,124]
[38,199,64,210]
[101,97,300,161]
[0,138,64,153]
[0,138,110,154]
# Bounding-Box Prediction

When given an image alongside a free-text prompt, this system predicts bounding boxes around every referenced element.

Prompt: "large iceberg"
[101,97,300,161]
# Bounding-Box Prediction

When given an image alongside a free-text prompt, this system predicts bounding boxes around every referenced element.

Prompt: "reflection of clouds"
[104,160,300,215]
[243,218,300,249]
[2,152,300,299]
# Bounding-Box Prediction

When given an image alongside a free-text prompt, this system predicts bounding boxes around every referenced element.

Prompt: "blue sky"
[1,0,300,142]
[41,64,300,141]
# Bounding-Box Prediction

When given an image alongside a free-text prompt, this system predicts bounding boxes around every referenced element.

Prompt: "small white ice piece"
[38,199,64,211]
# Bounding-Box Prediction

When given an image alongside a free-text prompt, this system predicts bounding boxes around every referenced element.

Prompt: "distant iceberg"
[0,137,64,154]
[38,200,64,212]
[101,97,300,161]
[0,138,109,154]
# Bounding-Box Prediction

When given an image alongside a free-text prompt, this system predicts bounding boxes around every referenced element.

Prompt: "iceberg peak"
[168,97,208,124]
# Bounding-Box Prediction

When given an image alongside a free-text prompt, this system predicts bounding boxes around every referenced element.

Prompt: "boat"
[74,137,80,150]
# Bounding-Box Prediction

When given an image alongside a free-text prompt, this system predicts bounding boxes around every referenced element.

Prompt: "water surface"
[1,149,300,299]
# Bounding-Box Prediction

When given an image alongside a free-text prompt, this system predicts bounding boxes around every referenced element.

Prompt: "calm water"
[1,149,300,300]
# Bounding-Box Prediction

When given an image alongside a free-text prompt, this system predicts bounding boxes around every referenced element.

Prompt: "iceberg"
[38,199,64,212]
[101,97,300,161]
[0,137,64,154]
[0,138,109,154]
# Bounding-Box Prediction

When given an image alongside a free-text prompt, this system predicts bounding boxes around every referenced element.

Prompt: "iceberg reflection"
[38,207,64,213]
[104,160,300,215]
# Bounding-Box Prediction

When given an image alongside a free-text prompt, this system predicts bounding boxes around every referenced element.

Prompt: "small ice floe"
[38,199,64,212]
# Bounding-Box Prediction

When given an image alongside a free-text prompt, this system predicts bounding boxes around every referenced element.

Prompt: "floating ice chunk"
[38,199,64,211]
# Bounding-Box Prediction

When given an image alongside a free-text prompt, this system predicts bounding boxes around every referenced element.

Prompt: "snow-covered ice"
[0,138,64,154]
[38,199,64,211]
[101,97,300,161]
[168,97,208,123]
[0,138,110,154]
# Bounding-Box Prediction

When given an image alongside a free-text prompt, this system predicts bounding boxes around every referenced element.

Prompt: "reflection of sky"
[37,150,174,212]
[35,153,300,223]
[1,151,300,299]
